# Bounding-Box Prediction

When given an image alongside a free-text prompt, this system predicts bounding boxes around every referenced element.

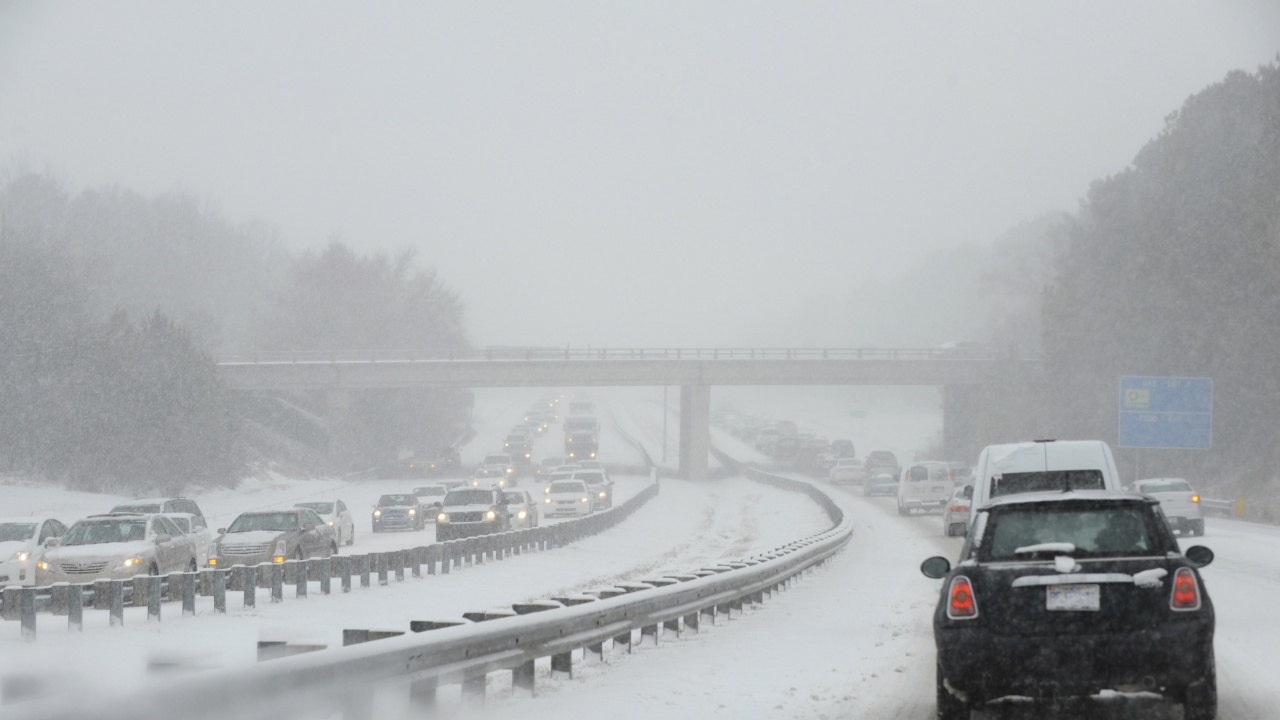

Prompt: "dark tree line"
[0,172,472,490]
[987,62,1280,496]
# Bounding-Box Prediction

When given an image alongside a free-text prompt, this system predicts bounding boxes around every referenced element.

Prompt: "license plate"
[1046,584,1100,611]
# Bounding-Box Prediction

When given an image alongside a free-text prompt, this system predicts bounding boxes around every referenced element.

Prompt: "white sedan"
[543,480,593,518]
[0,516,68,587]
[829,457,868,485]
[295,500,356,546]
[162,512,216,567]
[1130,478,1205,536]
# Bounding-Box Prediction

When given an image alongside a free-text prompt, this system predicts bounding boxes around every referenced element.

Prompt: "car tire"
[329,543,338,556]
[149,563,160,577]
[936,664,969,720]
[294,547,305,561]
[1192,520,1205,537]
[187,559,198,573]
[1183,651,1217,720]
[346,528,354,546]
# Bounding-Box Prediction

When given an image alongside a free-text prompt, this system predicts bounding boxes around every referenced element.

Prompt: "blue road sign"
[1118,376,1212,450]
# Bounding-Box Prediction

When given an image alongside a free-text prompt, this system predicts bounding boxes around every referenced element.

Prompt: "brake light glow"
[1191,495,1200,503]
[1171,567,1201,611]
[947,576,978,619]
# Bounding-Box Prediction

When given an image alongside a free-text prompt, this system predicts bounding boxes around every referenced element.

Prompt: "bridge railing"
[215,346,997,364]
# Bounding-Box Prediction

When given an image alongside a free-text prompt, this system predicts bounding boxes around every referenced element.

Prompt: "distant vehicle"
[563,414,600,434]
[864,451,900,478]
[436,488,511,540]
[505,439,534,466]
[794,437,830,471]
[293,500,355,546]
[536,456,570,481]
[1130,478,1205,536]
[773,435,800,460]
[543,480,593,517]
[572,469,614,509]
[372,494,425,532]
[920,491,1216,720]
[162,512,215,566]
[481,452,517,483]
[471,466,509,489]
[940,488,970,537]
[774,420,798,437]
[109,497,205,524]
[946,463,974,486]
[967,440,1121,525]
[829,457,868,485]
[566,431,598,461]
[897,461,953,515]
[503,490,539,529]
[830,439,856,458]
[39,514,198,583]
[412,485,450,519]
[438,480,467,491]
[568,400,595,416]
[755,426,780,455]
[0,517,67,587]
[863,472,897,497]
[211,509,337,567]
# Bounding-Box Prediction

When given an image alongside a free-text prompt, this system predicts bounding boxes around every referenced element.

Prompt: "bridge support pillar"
[679,384,711,481]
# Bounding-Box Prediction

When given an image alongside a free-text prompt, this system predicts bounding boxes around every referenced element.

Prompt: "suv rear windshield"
[1137,480,1192,494]
[990,470,1104,497]
[980,503,1167,561]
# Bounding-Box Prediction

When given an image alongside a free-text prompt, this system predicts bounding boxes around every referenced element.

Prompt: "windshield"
[1137,480,1193,494]
[227,513,298,533]
[574,472,605,484]
[62,520,147,545]
[378,495,416,506]
[550,482,587,494]
[111,503,161,514]
[990,470,1105,497]
[168,517,191,533]
[981,504,1165,561]
[0,523,37,542]
[414,487,446,496]
[444,490,494,505]
[504,492,526,504]
[296,502,335,514]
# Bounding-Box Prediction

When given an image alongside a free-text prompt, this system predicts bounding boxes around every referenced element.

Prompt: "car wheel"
[187,559,198,573]
[936,664,970,720]
[1192,520,1205,537]
[294,547,305,561]
[329,543,338,556]
[148,563,160,576]
[1183,651,1217,720]
[346,528,355,546]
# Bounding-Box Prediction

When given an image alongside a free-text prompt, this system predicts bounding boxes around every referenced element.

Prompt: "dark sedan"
[372,494,425,532]
[920,490,1215,719]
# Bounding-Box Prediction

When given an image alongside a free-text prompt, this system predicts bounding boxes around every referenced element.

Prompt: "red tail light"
[1170,567,1201,611]
[1191,495,1200,503]
[947,576,978,619]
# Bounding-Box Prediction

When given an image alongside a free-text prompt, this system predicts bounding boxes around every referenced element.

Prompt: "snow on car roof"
[980,489,1155,509]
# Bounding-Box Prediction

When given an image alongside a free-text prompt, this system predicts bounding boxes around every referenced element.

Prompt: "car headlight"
[374,509,382,517]
[517,510,527,519]
[544,497,552,504]
[544,486,551,493]
[326,520,334,526]
[485,510,496,521]
[10,550,30,563]
[506,468,514,475]
[409,509,417,516]
[37,561,49,570]
[438,513,449,523]
[580,497,589,503]
[119,556,144,569]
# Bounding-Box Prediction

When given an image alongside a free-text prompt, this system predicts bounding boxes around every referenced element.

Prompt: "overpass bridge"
[216,347,1025,480]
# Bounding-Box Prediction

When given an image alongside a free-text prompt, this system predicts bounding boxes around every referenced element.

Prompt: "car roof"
[980,489,1156,510]
[114,497,182,505]
[0,516,59,525]
[159,512,199,520]
[84,513,154,520]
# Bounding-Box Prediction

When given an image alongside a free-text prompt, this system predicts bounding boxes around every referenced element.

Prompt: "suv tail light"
[947,576,978,619]
[1170,567,1201,611]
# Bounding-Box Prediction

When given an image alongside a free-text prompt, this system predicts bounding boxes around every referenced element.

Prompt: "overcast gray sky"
[2,1,1277,348]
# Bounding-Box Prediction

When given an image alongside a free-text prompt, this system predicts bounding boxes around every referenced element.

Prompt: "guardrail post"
[243,565,256,609]
[92,579,109,613]
[49,583,69,616]
[213,569,227,613]
[166,572,183,604]
[394,550,405,582]
[613,628,632,654]
[109,579,125,626]
[0,587,18,621]
[312,559,329,595]
[717,599,732,620]
[147,576,162,622]
[200,569,214,597]
[295,559,308,598]
[131,575,149,607]
[684,609,700,633]
[663,617,680,639]
[270,563,284,603]
[341,556,353,592]
[550,652,573,680]
[476,536,487,565]
[409,547,421,578]
[440,543,452,574]
[182,572,197,616]
[19,587,35,642]
[67,584,83,632]
[359,554,371,588]
[424,545,437,575]
[640,623,659,647]
[377,553,389,586]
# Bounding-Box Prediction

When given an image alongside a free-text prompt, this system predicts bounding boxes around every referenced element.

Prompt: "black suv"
[920,490,1215,719]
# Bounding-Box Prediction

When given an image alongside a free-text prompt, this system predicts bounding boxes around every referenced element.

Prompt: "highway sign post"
[1118,376,1212,450]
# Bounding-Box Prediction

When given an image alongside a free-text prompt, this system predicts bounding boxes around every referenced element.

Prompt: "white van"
[966,440,1121,524]
[897,461,953,515]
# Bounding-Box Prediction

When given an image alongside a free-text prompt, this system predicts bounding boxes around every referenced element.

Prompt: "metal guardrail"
[215,346,997,364]
[3,469,852,719]
[1201,497,1243,516]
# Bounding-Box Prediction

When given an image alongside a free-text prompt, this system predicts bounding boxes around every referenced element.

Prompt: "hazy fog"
[2,1,1276,348]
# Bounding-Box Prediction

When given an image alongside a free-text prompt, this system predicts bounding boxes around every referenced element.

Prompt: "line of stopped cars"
[911,440,1218,719]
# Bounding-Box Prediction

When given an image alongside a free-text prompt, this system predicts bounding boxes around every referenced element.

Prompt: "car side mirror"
[155,534,171,544]
[217,528,227,535]
[961,485,973,500]
[44,537,60,548]
[920,556,952,579]
[1184,545,1214,567]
